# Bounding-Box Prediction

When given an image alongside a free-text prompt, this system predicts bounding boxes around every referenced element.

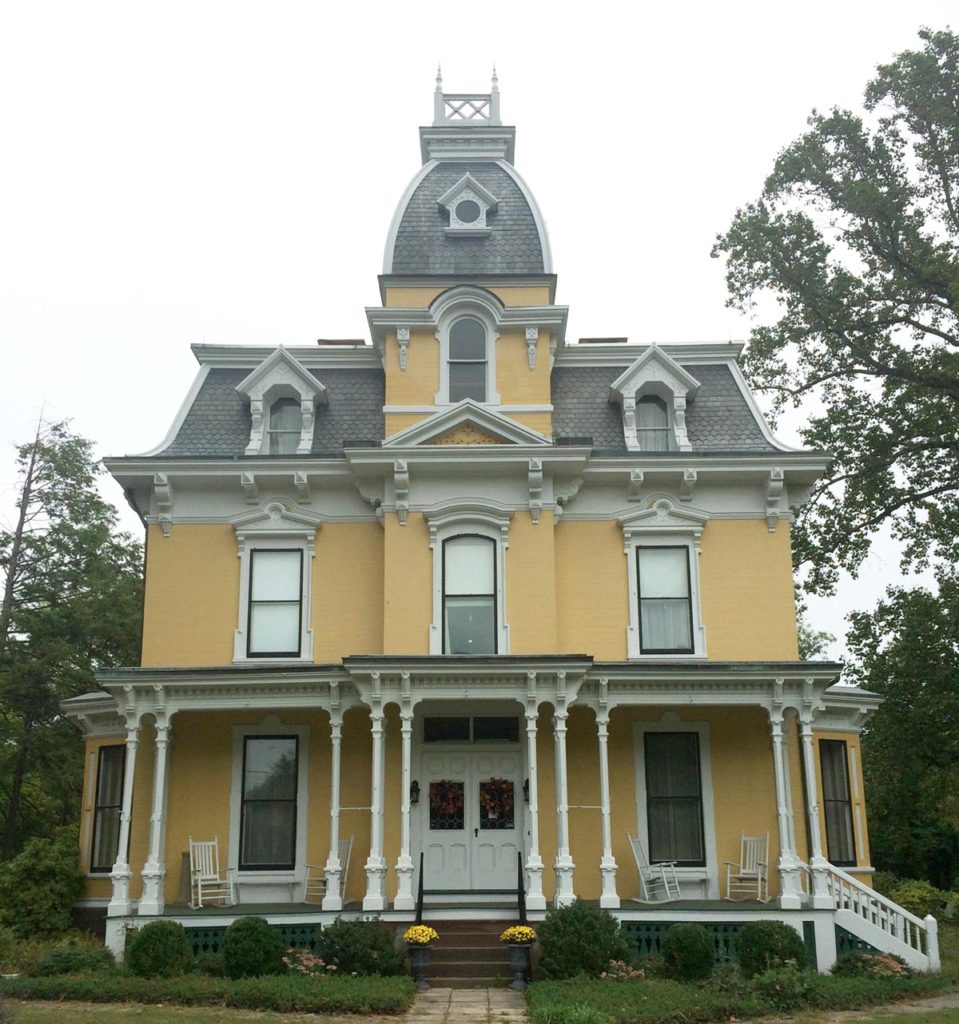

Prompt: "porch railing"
[516,851,527,923]
[815,862,940,970]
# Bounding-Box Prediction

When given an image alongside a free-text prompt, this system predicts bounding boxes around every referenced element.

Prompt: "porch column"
[800,707,834,908]
[139,717,172,916]
[363,692,387,911]
[596,699,619,909]
[322,708,343,911]
[393,691,415,910]
[524,687,546,910]
[107,718,140,918]
[553,678,575,906]
[769,708,803,908]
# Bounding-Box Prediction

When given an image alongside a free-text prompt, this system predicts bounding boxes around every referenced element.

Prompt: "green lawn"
[12,1003,399,1024]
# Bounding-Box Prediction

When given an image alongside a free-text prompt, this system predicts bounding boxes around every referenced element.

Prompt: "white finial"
[491,64,499,90]
[433,64,445,124]
[435,64,443,89]
[490,64,501,125]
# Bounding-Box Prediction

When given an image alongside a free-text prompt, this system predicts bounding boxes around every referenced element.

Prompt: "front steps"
[426,919,517,988]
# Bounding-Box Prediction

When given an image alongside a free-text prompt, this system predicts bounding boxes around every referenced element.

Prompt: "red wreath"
[430,780,464,817]
[480,778,514,820]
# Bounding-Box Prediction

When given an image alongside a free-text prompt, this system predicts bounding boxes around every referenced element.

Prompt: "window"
[644,732,705,866]
[239,736,298,870]
[637,547,693,654]
[636,395,670,451]
[448,318,488,402]
[443,535,496,653]
[247,549,303,658]
[423,716,519,742]
[820,740,856,865]
[267,398,302,455]
[90,745,125,872]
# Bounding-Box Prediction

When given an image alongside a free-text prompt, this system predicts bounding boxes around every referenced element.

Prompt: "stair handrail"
[415,850,425,925]
[517,850,527,923]
[818,861,937,960]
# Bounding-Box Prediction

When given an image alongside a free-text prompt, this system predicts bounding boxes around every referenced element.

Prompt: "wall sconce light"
[523,778,530,803]
[410,780,420,805]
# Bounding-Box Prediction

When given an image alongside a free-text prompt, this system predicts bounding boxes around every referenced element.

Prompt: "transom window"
[247,549,303,658]
[443,535,496,654]
[645,732,705,866]
[636,395,670,451]
[448,317,488,403]
[820,740,856,866]
[239,736,298,870]
[90,745,125,872]
[268,398,302,455]
[424,716,519,742]
[637,547,694,654]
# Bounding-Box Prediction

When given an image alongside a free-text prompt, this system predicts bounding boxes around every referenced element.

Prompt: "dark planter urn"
[407,943,432,991]
[507,943,531,990]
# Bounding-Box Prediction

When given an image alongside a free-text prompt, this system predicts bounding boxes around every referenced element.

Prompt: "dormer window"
[268,398,303,455]
[448,318,488,402]
[438,174,499,237]
[636,395,671,451]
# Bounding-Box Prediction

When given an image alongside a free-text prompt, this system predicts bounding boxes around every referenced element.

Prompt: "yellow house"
[64,74,939,974]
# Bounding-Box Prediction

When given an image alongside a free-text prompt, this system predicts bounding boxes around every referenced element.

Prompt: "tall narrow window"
[637,547,693,653]
[448,317,487,402]
[820,739,856,866]
[645,732,705,865]
[239,736,298,870]
[268,397,302,454]
[636,395,670,451]
[248,549,303,657]
[90,745,125,872]
[443,535,496,654]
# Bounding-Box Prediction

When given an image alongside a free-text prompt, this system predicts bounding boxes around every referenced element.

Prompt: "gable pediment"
[609,345,701,402]
[619,497,708,539]
[383,400,550,448]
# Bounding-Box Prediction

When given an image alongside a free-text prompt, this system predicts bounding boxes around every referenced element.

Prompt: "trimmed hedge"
[127,920,193,978]
[222,916,286,979]
[537,902,633,979]
[735,919,806,977]
[660,923,714,981]
[0,972,415,1014]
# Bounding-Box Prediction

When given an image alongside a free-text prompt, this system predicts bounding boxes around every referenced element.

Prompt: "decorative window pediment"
[609,346,701,453]
[236,347,327,456]
[437,173,499,237]
[383,399,550,447]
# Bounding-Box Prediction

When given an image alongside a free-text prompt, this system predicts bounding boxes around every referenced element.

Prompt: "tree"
[713,28,959,594]
[845,573,959,888]
[0,421,143,857]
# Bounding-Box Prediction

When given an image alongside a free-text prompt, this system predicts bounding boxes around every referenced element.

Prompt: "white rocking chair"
[724,832,769,902]
[627,833,681,903]
[188,836,236,908]
[304,835,353,904]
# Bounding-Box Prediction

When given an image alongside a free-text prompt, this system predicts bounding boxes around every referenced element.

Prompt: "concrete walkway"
[407,986,527,1023]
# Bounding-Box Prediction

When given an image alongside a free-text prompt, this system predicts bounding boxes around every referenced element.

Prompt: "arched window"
[268,398,302,455]
[443,535,496,653]
[636,395,670,451]
[448,317,488,402]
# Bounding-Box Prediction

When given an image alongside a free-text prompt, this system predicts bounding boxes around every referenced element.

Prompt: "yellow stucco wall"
[495,329,552,407]
[506,511,558,654]
[383,286,552,309]
[384,330,439,407]
[382,513,433,654]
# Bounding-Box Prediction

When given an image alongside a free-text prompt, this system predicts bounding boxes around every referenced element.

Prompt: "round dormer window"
[455,199,481,223]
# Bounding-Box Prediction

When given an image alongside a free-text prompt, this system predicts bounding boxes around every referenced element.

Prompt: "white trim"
[384,404,554,414]
[496,160,553,274]
[229,717,310,901]
[192,344,380,369]
[383,399,550,448]
[133,365,211,457]
[425,500,512,656]
[634,714,718,899]
[726,361,804,453]
[383,160,438,274]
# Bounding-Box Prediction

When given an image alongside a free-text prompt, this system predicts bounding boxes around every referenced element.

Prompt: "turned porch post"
[139,715,173,916]
[524,682,546,910]
[363,684,387,911]
[769,705,803,908]
[322,707,344,911]
[107,717,140,918]
[552,675,575,906]
[596,692,619,908]
[800,706,834,908]
[394,685,415,911]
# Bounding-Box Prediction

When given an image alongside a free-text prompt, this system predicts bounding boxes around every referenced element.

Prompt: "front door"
[422,748,522,891]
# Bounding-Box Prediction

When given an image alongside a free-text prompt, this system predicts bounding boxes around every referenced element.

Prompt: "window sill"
[232,656,314,666]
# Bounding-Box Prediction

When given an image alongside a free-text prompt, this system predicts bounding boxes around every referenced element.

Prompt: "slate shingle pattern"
[163,368,385,456]
[390,162,545,274]
[550,363,776,452]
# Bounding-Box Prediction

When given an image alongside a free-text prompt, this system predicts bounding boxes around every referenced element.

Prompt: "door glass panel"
[479,778,515,830]
[429,780,465,830]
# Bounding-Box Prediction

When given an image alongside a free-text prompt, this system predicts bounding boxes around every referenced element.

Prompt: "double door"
[420,748,523,891]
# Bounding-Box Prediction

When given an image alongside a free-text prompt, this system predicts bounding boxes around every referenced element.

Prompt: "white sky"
[0,1,950,658]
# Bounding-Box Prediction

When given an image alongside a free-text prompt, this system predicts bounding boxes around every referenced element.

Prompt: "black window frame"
[239,734,299,872]
[246,548,304,659]
[447,316,488,403]
[820,738,857,867]
[637,545,695,655]
[442,534,497,655]
[90,744,126,873]
[644,731,706,867]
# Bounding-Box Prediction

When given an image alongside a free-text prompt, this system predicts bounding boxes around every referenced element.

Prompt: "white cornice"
[554,342,746,366]
[191,344,381,369]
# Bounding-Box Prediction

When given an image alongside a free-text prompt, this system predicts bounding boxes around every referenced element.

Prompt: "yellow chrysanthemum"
[499,925,537,945]
[403,925,439,945]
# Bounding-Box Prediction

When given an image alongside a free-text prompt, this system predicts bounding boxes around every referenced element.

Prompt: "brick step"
[429,961,513,979]
[436,934,508,949]
[442,977,514,989]
[431,946,507,963]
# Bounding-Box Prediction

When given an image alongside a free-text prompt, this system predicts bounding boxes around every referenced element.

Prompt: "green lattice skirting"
[184,923,322,957]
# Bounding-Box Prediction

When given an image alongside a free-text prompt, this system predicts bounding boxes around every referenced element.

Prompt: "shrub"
[831,951,912,978]
[537,902,632,980]
[890,879,949,920]
[735,920,806,977]
[315,918,405,976]
[0,826,82,939]
[194,951,226,977]
[0,929,15,972]
[871,870,900,896]
[660,923,715,981]
[752,964,812,1011]
[222,917,286,979]
[126,920,193,978]
[32,943,114,976]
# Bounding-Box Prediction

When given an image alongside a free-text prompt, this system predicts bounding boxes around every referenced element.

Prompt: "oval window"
[455,199,481,224]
